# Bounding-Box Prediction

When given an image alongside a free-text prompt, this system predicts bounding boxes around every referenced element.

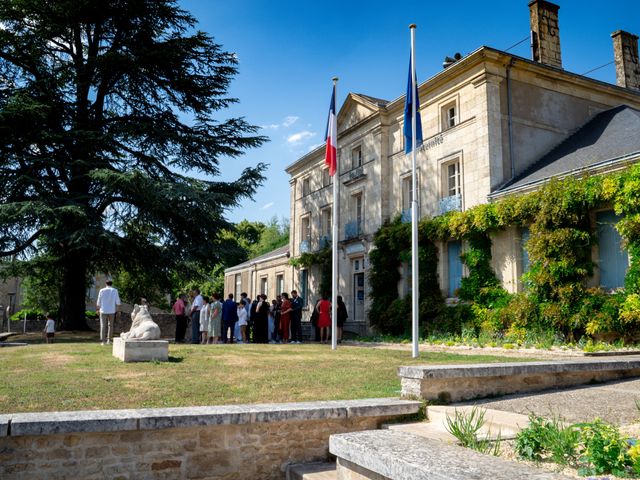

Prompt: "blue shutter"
[448,241,463,297]
[521,228,531,274]
[597,211,628,289]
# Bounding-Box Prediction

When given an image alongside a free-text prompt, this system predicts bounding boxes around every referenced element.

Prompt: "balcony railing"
[299,239,311,253]
[401,208,412,223]
[345,220,363,240]
[439,194,462,215]
[319,235,331,250]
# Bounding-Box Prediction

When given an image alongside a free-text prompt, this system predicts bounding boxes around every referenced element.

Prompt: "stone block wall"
[0,398,421,480]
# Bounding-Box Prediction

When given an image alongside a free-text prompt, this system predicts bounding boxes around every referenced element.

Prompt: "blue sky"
[179,0,640,224]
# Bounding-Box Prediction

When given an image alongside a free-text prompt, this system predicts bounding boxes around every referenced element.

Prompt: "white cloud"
[261,202,274,210]
[287,130,315,144]
[282,116,299,127]
[261,115,300,130]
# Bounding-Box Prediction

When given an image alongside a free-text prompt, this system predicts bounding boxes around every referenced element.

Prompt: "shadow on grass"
[168,356,184,363]
[3,331,101,345]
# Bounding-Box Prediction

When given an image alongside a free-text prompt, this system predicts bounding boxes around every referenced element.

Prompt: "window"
[354,193,363,231]
[447,241,463,297]
[402,176,413,212]
[320,208,332,248]
[351,146,362,169]
[439,159,462,214]
[235,273,242,300]
[302,177,310,197]
[276,274,284,295]
[300,215,310,241]
[260,277,268,297]
[321,208,332,237]
[345,193,363,239]
[447,162,461,197]
[300,215,311,252]
[322,167,331,187]
[441,100,458,130]
[597,211,629,289]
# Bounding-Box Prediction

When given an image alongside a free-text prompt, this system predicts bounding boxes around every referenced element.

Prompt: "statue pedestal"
[112,337,169,362]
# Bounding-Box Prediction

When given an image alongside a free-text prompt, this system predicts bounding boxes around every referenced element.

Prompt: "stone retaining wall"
[0,398,420,480]
[399,358,640,402]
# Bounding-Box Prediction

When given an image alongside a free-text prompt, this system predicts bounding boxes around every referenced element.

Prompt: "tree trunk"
[60,251,90,331]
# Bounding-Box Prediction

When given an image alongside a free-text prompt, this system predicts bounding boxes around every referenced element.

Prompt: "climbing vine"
[368,164,640,342]
[289,247,332,298]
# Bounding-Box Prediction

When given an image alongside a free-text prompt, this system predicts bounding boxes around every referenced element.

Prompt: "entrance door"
[352,257,365,322]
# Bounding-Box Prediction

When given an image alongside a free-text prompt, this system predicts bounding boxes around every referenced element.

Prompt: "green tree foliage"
[0,0,267,328]
[248,217,289,258]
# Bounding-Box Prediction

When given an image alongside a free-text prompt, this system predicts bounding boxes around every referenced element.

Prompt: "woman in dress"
[317,293,331,344]
[279,292,292,343]
[268,299,277,343]
[199,296,210,344]
[208,293,222,344]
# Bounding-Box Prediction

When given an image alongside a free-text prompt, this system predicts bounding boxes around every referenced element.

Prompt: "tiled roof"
[224,244,289,272]
[497,105,640,193]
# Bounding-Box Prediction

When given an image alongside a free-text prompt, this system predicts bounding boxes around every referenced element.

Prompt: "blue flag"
[404,54,423,154]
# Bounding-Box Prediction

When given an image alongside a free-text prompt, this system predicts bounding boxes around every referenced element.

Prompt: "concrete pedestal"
[112,337,169,362]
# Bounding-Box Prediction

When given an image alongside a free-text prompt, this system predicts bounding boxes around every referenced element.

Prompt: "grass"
[0,332,535,414]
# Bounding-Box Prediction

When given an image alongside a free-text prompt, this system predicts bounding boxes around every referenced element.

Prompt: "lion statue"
[121,304,161,341]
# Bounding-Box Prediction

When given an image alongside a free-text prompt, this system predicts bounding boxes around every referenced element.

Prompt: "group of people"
[172,289,348,344]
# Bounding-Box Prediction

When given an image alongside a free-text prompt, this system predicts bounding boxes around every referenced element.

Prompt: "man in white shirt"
[96,280,121,345]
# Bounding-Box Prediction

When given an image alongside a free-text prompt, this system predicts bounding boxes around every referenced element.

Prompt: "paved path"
[465,376,640,425]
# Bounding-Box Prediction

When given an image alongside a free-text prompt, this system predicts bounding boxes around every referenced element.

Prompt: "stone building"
[225,0,640,335]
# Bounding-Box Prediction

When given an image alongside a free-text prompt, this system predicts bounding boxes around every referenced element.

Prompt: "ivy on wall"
[367,164,640,341]
[289,247,332,300]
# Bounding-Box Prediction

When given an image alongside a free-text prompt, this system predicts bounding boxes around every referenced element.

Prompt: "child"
[237,300,248,343]
[43,313,55,343]
[199,296,210,344]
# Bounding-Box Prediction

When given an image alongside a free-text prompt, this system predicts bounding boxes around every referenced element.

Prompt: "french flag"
[325,85,337,176]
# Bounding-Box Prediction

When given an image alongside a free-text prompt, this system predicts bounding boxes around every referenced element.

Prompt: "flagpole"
[331,77,339,351]
[410,24,419,359]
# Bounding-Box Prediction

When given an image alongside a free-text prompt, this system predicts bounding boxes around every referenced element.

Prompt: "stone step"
[286,462,336,480]
[386,405,531,442]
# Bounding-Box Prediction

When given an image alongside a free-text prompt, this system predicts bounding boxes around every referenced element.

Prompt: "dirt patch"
[41,353,74,367]
[113,371,149,380]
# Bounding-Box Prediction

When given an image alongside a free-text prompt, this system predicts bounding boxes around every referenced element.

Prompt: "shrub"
[10,308,44,322]
[575,419,631,476]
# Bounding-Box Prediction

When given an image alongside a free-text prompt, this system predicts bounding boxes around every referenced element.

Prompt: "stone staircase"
[286,406,531,479]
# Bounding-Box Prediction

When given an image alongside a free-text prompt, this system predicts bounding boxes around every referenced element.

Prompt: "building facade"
[225,1,640,335]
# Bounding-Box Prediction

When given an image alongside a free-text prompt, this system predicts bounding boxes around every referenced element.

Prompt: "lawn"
[0,332,533,414]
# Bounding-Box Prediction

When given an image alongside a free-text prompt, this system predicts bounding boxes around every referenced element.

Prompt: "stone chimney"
[529,0,562,69]
[611,30,640,91]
